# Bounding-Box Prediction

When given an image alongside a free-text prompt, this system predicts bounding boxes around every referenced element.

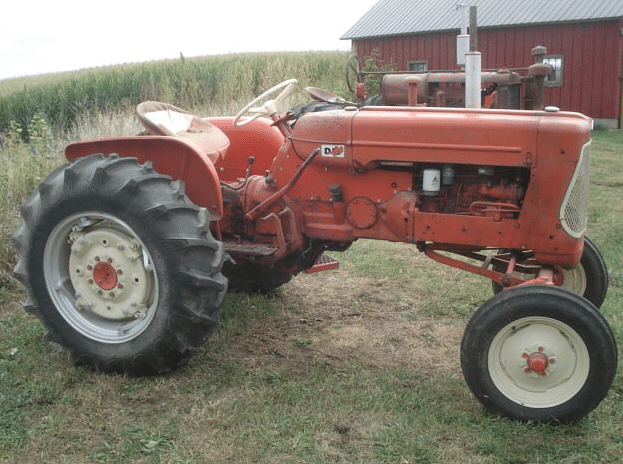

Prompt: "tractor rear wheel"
[13,154,227,376]
[461,286,616,423]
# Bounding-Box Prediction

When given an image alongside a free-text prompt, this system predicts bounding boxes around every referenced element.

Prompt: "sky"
[0,0,379,81]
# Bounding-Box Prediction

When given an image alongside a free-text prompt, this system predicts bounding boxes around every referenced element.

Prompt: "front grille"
[560,141,590,238]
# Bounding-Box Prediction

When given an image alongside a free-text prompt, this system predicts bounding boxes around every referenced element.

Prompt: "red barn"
[341,0,623,128]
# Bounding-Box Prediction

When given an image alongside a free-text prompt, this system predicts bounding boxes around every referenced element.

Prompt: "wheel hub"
[527,352,548,373]
[69,226,154,320]
[92,261,118,290]
[520,345,557,377]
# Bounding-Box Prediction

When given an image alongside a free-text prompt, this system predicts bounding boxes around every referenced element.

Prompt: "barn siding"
[353,20,622,123]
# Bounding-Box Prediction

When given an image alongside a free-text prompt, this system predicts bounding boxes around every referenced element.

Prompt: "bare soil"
[228,263,466,379]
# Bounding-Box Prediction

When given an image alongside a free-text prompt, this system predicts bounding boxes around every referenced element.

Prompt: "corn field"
[0,51,352,141]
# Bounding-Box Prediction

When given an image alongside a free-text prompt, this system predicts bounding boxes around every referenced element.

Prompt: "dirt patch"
[0,301,23,319]
[228,269,466,379]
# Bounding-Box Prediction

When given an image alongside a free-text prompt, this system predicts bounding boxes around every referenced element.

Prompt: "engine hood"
[289,109,356,166]
[289,105,591,171]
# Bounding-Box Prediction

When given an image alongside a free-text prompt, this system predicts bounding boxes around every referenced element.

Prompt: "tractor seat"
[136,101,229,163]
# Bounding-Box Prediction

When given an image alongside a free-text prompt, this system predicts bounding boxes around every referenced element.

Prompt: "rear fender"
[65,136,223,218]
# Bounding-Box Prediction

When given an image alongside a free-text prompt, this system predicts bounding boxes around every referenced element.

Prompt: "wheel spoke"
[52,275,73,296]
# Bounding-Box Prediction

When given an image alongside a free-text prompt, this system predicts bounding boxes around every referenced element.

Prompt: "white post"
[456,3,469,66]
[462,4,469,34]
[465,51,481,108]
[464,6,481,109]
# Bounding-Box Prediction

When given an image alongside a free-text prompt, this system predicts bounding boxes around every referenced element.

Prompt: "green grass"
[2,324,622,463]
[589,130,623,347]
[339,241,489,318]
[0,139,64,301]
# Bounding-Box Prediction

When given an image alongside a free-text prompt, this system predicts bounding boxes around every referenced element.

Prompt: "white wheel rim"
[558,265,587,295]
[43,212,158,344]
[488,316,590,408]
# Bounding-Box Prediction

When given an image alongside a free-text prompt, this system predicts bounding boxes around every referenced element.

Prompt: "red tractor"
[13,77,616,423]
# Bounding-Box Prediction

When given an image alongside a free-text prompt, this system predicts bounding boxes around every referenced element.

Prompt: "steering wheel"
[345,54,363,93]
[234,79,298,127]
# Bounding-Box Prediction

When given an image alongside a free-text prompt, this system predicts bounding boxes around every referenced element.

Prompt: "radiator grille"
[560,141,590,238]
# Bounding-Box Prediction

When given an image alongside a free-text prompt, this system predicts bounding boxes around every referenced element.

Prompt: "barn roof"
[341,0,623,39]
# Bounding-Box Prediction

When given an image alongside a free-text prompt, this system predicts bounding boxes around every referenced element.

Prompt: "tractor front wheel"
[492,237,608,308]
[461,286,616,423]
[13,154,227,376]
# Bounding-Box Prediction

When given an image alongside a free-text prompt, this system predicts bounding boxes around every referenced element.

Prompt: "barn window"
[408,60,429,72]
[543,55,564,87]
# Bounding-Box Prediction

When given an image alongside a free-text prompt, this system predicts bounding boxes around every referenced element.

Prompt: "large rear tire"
[461,286,617,423]
[13,154,228,376]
